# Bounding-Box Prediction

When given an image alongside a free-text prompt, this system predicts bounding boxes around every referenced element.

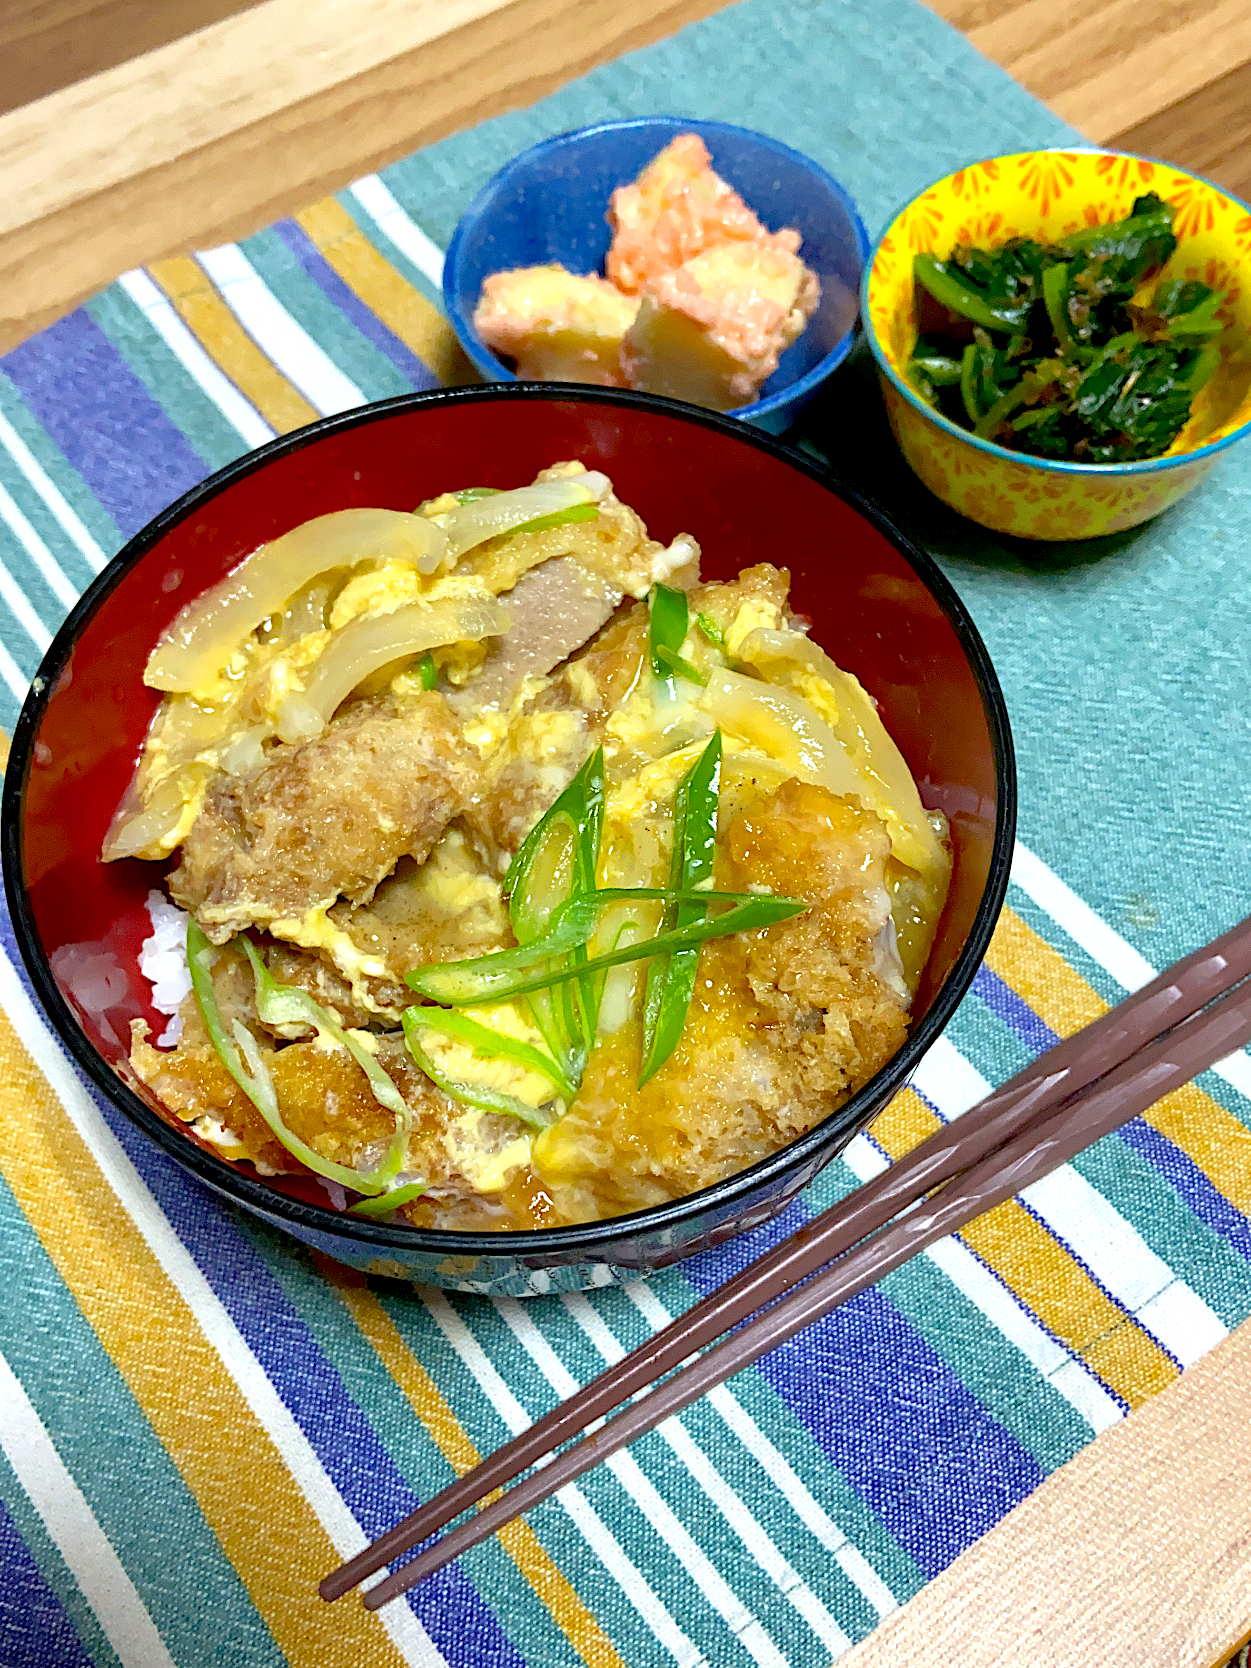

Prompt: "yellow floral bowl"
[861,149,1251,540]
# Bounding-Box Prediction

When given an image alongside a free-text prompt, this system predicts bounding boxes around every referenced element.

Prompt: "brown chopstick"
[321,912,1251,1608]
[360,967,1251,1610]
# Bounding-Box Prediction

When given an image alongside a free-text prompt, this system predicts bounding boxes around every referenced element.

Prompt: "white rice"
[48,942,129,1047]
[317,1178,348,1211]
[138,890,192,1047]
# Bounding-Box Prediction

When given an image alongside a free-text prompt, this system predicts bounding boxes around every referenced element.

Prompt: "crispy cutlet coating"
[170,691,481,942]
[531,779,909,1220]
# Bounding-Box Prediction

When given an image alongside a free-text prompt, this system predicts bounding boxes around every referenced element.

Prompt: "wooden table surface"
[1,0,1249,354]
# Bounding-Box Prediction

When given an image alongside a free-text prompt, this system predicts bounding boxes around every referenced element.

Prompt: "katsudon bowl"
[2,385,1014,1296]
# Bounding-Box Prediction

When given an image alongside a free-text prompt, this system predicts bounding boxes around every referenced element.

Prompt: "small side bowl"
[862,149,1251,540]
[444,117,870,434]
[2,386,1014,1296]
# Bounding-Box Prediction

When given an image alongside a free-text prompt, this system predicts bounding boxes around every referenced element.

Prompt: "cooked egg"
[270,906,393,1008]
[443,1109,534,1193]
[724,597,784,659]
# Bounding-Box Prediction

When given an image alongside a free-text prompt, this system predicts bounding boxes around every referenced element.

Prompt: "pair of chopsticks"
[321,913,1251,1612]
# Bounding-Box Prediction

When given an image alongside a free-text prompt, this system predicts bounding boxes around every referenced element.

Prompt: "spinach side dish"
[907,194,1225,463]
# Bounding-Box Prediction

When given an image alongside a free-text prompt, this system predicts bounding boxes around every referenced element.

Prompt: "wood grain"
[1112,58,1251,203]
[0,0,727,353]
[926,0,1251,175]
[0,0,263,115]
[0,0,511,239]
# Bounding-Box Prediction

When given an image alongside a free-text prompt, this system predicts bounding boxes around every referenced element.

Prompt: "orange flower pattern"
[866,149,1251,539]
[1016,152,1078,217]
[1094,155,1156,191]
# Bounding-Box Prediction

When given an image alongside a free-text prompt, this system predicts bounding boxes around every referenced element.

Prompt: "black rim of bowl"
[2,382,1018,1257]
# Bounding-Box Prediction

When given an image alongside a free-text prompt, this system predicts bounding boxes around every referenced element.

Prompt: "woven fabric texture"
[2,1,1250,1664]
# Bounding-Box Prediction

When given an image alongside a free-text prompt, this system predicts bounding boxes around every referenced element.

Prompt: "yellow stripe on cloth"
[868,1088,1177,1406]
[0,1006,410,1668]
[322,1258,628,1668]
[987,908,1251,1216]
[294,199,478,388]
[148,256,320,433]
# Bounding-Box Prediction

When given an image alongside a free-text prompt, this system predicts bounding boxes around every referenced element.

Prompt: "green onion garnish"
[402,1008,570,1128]
[348,1180,430,1220]
[649,583,703,688]
[348,1182,429,1218]
[407,887,804,1009]
[695,612,726,648]
[505,748,605,1070]
[640,731,721,1085]
[417,652,437,691]
[653,644,707,686]
[509,503,599,535]
[187,923,413,1196]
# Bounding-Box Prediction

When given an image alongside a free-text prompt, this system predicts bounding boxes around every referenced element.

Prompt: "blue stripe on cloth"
[0,311,208,539]
[751,1284,1046,1579]
[270,220,441,390]
[1116,1117,1251,1264]
[0,369,124,557]
[0,1491,97,1668]
[969,964,1056,1056]
[682,1194,813,1293]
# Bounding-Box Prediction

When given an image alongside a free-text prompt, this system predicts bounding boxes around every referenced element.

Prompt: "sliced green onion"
[403,1007,574,1100]
[417,652,437,691]
[640,731,721,1085]
[402,1009,560,1129]
[505,748,605,945]
[653,644,707,687]
[454,487,502,503]
[696,612,726,648]
[187,923,407,1197]
[348,1181,428,1217]
[240,938,408,1119]
[508,503,599,535]
[408,890,805,1008]
[440,478,601,560]
[649,583,691,689]
[504,748,606,1069]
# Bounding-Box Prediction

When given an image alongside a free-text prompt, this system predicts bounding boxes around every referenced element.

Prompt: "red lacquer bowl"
[2,386,1015,1295]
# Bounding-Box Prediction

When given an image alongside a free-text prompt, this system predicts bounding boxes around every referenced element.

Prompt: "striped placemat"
[3,1,1250,1664]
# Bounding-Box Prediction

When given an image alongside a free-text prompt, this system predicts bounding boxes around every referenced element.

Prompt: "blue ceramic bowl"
[443,117,870,434]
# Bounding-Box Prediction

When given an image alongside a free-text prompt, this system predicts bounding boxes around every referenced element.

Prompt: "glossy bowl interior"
[443,117,870,434]
[862,148,1251,539]
[2,387,1015,1295]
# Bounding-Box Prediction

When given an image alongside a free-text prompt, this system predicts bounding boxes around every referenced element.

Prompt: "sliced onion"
[219,726,268,776]
[703,667,866,800]
[277,596,511,738]
[439,475,609,562]
[146,509,450,694]
[102,775,188,861]
[735,629,945,883]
